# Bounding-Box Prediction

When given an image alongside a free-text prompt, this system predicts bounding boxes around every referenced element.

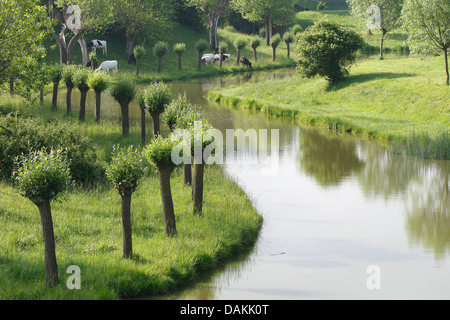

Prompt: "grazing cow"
[95,60,118,73]
[239,56,252,68]
[86,60,98,69]
[128,52,137,64]
[214,54,231,64]
[201,54,215,66]
[87,40,107,55]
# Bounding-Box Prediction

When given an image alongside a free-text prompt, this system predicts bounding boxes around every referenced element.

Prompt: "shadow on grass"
[326,72,417,91]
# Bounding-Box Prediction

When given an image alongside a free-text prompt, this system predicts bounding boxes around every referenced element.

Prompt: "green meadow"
[207,55,449,159]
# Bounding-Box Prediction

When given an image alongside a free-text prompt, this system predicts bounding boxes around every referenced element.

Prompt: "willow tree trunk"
[79,90,88,121]
[207,13,220,51]
[66,86,73,114]
[158,165,177,237]
[141,108,146,146]
[178,54,182,72]
[9,78,14,95]
[197,52,203,69]
[119,101,130,136]
[150,112,161,136]
[37,199,59,287]
[40,89,44,106]
[136,58,141,77]
[52,82,59,111]
[192,162,204,215]
[272,46,277,61]
[184,164,192,187]
[236,49,241,66]
[444,47,449,86]
[380,29,387,59]
[253,47,258,61]
[121,190,133,259]
[94,90,101,123]
[287,43,291,59]
[157,56,163,74]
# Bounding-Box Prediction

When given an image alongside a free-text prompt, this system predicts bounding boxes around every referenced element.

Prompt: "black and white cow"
[214,54,231,64]
[239,56,252,68]
[87,40,107,55]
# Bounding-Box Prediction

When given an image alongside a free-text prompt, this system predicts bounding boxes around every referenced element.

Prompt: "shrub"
[0,115,101,185]
[296,21,365,83]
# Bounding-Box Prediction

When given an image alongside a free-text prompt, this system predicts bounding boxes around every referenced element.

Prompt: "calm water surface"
[65,69,449,299]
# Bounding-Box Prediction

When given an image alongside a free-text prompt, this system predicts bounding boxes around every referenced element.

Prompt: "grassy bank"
[206,55,449,159]
[0,97,263,300]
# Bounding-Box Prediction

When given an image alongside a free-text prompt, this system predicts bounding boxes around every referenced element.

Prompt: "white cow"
[201,54,215,66]
[95,60,118,74]
[214,54,231,64]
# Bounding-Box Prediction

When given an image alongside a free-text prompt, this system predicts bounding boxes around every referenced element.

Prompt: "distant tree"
[153,41,169,74]
[137,91,148,146]
[234,38,247,65]
[110,78,136,136]
[270,34,282,61]
[106,145,147,259]
[49,64,63,111]
[87,72,110,122]
[133,45,147,77]
[346,0,403,59]
[145,136,179,237]
[317,1,327,10]
[297,21,364,83]
[283,32,295,58]
[403,0,450,85]
[195,39,209,69]
[144,82,173,136]
[62,65,78,114]
[44,0,113,65]
[251,38,261,61]
[112,0,175,57]
[72,67,91,121]
[231,0,296,46]
[14,149,71,287]
[173,43,186,72]
[186,0,230,51]
[218,40,228,68]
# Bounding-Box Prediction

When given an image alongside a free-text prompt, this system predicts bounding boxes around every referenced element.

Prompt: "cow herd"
[85,39,253,74]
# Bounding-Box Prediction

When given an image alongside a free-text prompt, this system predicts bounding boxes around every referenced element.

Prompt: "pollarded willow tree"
[231,0,296,46]
[144,81,173,136]
[87,72,109,122]
[14,149,72,287]
[110,78,136,136]
[72,67,91,121]
[346,0,403,59]
[145,136,179,237]
[106,145,147,259]
[403,0,450,85]
[186,0,230,51]
[62,65,77,114]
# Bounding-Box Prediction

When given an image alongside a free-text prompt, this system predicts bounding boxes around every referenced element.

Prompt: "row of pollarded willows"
[12,82,216,288]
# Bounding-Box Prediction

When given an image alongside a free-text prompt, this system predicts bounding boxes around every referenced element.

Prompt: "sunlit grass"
[207,55,450,159]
